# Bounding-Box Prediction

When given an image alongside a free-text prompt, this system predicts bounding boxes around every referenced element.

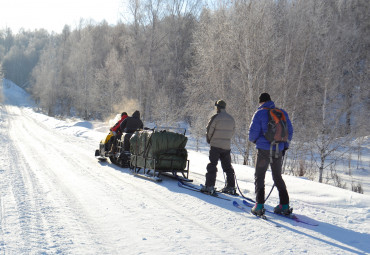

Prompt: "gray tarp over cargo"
[130,130,188,171]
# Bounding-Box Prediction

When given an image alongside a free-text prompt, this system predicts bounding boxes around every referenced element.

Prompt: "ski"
[222,190,256,204]
[178,179,207,190]
[233,201,267,220]
[133,172,163,182]
[233,201,280,227]
[242,200,318,226]
[178,180,256,203]
[178,180,231,201]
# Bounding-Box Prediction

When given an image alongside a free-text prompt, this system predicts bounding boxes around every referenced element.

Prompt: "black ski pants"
[205,146,235,188]
[255,149,289,205]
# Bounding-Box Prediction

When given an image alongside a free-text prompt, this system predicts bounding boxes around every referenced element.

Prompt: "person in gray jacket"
[201,100,236,195]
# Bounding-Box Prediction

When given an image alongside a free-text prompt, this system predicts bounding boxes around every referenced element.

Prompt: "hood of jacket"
[132,110,140,119]
[258,100,275,110]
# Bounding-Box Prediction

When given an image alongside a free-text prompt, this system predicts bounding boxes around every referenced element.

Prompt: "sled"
[129,127,191,182]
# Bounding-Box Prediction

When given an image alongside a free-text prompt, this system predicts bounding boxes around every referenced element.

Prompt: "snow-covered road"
[1,81,370,254]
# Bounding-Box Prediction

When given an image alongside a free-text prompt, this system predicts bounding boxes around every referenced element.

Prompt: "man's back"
[207,109,235,150]
[249,100,293,151]
[120,111,143,133]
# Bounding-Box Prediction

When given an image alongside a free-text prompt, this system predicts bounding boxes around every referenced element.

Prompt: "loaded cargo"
[130,128,190,181]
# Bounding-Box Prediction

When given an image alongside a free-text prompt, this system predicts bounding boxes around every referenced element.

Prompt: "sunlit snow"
[0,80,369,254]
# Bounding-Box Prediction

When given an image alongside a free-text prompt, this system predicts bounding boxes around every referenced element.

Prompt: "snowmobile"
[95,127,192,182]
[95,131,132,168]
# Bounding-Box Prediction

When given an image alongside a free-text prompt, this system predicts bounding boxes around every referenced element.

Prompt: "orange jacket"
[110,114,128,133]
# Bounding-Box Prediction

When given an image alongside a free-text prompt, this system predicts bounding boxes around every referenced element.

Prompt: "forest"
[0,0,369,191]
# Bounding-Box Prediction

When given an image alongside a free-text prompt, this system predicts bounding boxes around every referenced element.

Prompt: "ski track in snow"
[0,82,370,255]
[1,104,250,254]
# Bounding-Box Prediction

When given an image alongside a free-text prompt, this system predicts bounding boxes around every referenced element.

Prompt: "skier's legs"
[220,149,235,187]
[271,152,289,205]
[206,146,220,187]
[255,149,269,204]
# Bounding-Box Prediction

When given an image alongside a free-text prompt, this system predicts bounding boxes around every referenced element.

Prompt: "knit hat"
[259,93,271,103]
[215,100,226,109]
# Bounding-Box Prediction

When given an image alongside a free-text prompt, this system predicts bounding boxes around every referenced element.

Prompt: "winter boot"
[274,204,293,215]
[251,203,265,216]
[200,185,216,195]
[221,186,237,195]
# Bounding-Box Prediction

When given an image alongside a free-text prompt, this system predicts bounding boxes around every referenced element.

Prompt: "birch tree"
[31,42,58,116]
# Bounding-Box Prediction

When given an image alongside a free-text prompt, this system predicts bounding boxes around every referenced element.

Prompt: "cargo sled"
[129,127,191,182]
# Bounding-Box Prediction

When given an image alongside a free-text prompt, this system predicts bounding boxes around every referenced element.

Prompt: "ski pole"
[234,174,256,203]
[223,170,255,203]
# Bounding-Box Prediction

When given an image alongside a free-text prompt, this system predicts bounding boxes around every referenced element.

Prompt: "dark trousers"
[123,133,133,151]
[255,149,289,205]
[205,146,235,187]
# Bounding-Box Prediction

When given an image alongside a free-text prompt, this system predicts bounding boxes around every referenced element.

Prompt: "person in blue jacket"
[249,93,293,216]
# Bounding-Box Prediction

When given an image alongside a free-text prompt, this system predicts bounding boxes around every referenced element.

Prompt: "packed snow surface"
[0,80,369,254]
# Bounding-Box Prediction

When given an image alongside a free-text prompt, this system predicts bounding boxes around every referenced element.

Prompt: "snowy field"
[0,80,369,254]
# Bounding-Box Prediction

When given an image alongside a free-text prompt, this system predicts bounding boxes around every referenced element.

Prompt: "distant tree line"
[0,0,369,190]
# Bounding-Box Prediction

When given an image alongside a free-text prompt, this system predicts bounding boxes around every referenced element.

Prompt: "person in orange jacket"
[110,112,128,134]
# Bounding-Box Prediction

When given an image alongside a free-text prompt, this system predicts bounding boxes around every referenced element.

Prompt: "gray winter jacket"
[206,109,235,150]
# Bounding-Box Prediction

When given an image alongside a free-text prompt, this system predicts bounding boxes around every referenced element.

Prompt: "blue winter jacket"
[248,101,293,151]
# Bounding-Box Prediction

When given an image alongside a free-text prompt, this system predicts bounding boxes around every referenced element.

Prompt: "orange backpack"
[263,108,288,143]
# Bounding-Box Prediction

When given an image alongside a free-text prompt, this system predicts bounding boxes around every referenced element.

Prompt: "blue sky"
[0,0,129,33]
